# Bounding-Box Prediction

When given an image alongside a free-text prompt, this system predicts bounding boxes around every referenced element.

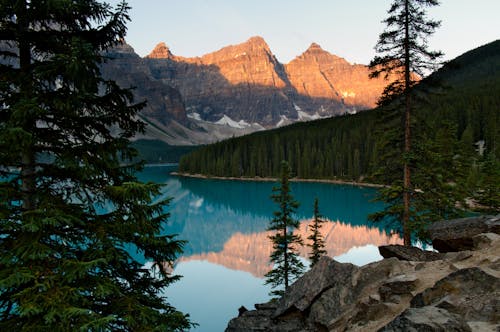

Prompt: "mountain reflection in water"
[179,218,401,277]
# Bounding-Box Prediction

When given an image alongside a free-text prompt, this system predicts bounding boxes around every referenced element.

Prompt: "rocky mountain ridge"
[226,215,500,331]
[102,36,398,144]
[145,36,393,127]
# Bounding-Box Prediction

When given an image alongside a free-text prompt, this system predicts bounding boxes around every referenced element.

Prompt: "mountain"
[143,36,394,130]
[179,40,500,181]
[285,42,396,112]
[101,36,400,144]
[145,36,296,126]
[102,43,261,145]
[101,42,187,125]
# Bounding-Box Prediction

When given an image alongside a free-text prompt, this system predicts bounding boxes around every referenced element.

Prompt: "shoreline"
[170,172,385,188]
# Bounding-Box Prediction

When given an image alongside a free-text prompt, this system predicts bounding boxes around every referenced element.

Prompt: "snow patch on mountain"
[187,112,202,121]
[215,115,252,129]
[298,110,322,121]
[276,115,290,127]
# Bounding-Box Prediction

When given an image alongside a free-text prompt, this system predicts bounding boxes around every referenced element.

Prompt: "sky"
[109,0,500,65]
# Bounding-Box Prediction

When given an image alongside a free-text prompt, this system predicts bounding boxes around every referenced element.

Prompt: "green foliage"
[476,153,500,213]
[265,161,304,297]
[307,198,327,266]
[0,1,191,330]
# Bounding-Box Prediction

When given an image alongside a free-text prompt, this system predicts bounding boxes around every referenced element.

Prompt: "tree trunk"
[403,0,412,246]
[283,212,289,290]
[18,1,36,212]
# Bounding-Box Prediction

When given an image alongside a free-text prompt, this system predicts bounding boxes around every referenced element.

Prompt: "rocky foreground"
[226,215,499,331]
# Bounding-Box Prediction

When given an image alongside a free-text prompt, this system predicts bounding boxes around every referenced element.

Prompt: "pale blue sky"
[110,0,500,65]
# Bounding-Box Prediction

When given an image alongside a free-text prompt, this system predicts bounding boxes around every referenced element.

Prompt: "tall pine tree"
[0,1,191,330]
[307,198,327,266]
[369,0,443,245]
[265,161,304,297]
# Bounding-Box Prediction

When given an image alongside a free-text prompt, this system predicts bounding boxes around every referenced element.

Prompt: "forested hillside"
[179,40,499,187]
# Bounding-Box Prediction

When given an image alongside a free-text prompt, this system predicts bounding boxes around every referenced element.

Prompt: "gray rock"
[472,232,500,250]
[410,267,500,323]
[379,274,418,303]
[379,306,472,331]
[379,244,443,261]
[225,308,273,332]
[308,258,409,328]
[274,256,358,317]
[427,215,500,252]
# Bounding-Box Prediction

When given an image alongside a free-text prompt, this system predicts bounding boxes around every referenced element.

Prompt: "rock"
[427,215,500,252]
[225,302,312,332]
[379,274,418,302]
[473,232,500,250]
[379,306,472,331]
[307,257,413,329]
[410,267,500,323]
[238,306,248,317]
[254,302,278,311]
[225,308,274,332]
[379,244,443,261]
[274,256,358,317]
[444,251,474,262]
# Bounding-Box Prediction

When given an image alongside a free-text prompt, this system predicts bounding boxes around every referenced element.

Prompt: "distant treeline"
[131,139,198,164]
[179,41,500,185]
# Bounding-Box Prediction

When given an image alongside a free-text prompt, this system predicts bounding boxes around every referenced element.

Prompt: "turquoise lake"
[136,165,402,331]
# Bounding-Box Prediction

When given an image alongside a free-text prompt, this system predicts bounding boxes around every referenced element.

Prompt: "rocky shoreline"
[225,215,500,331]
[171,172,385,188]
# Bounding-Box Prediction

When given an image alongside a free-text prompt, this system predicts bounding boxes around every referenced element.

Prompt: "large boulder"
[379,306,472,332]
[427,215,500,252]
[379,244,443,261]
[274,256,358,317]
[410,267,500,323]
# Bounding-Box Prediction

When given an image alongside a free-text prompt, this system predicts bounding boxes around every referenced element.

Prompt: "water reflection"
[136,165,400,331]
[179,218,401,277]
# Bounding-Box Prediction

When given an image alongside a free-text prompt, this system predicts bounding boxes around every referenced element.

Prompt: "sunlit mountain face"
[178,218,401,277]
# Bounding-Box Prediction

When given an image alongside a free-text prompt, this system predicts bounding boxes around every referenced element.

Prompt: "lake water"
[136,165,401,331]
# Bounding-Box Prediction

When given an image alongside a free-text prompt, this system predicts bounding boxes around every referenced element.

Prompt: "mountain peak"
[307,42,323,51]
[147,42,173,59]
[246,35,266,44]
[242,36,270,50]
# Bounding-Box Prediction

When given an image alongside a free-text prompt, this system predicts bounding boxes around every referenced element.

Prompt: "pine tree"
[477,153,500,213]
[369,0,443,245]
[265,161,304,297]
[0,1,191,330]
[410,121,466,238]
[307,198,327,266]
